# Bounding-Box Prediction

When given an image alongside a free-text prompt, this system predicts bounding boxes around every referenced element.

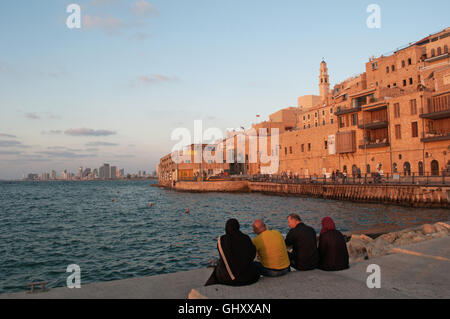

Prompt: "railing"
[358,138,389,148]
[251,172,450,185]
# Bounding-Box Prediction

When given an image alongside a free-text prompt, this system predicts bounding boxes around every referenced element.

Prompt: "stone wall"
[174,180,249,192]
[249,182,450,208]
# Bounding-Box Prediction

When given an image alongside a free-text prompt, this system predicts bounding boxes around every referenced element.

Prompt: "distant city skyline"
[1,0,449,179]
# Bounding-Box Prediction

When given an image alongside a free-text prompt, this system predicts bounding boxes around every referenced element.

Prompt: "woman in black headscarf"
[205,219,260,286]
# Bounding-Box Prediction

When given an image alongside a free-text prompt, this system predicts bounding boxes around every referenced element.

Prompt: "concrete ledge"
[189,236,450,299]
[0,268,213,299]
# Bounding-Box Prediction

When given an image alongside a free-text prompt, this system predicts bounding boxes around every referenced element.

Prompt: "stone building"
[159,28,450,182]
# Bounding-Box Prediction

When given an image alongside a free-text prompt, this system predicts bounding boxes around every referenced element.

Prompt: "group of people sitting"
[205,214,349,286]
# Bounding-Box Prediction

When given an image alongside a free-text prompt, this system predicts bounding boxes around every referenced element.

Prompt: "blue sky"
[0,0,449,179]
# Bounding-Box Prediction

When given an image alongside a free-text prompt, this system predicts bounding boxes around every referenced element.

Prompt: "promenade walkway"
[1,236,449,299]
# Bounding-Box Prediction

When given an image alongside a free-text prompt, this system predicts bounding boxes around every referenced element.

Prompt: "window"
[352,114,358,126]
[303,125,306,129]
[289,146,293,154]
[331,118,334,124]
[445,45,449,54]
[372,62,378,70]
[410,99,417,115]
[393,82,397,87]
[409,77,413,85]
[308,143,311,152]
[394,103,400,118]
[315,112,318,118]
[339,116,345,128]
[301,144,304,152]
[402,60,405,68]
[437,47,442,55]
[308,114,310,119]
[285,147,287,155]
[403,79,407,86]
[411,122,418,137]
[395,124,401,139]
[408,58,412,65]
[386,66,390,73]
[392,65,395,72]
[322,110,325,116]
[308,124,310,128]
[330,108,333,114]
[324,141,328,149]
[322,119,326,126]
[303,116,306,120]
[431,48,435,57]
[315,122,318,127]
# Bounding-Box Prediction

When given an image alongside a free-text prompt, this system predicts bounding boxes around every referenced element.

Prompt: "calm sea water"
[0,180,449,293]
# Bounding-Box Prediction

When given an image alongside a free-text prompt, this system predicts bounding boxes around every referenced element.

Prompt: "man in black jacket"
[285,214,319,271]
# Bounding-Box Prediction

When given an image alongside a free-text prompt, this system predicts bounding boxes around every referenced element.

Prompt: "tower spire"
[319,60,329,101]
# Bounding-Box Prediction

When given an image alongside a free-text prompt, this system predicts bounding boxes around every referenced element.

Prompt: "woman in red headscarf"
[318,217,349,271]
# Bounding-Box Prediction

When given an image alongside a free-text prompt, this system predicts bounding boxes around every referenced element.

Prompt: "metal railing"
[251,172,450,185]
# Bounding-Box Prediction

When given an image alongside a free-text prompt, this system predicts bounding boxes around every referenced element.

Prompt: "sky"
[0,0,449,179]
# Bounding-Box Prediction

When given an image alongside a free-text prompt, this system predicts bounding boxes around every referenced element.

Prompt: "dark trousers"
[254,262,290,277]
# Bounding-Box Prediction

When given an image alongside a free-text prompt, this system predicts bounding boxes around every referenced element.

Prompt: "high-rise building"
[78,167,83,178]
[110,166,117,179]
[119,169,125,177]
[51,170,57,180]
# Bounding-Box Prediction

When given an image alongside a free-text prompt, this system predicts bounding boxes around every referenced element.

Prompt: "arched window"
[431,48,435,57]
[431,160,439,176]
[403,162,411,176]
[437,47,442,56]
[444,45,449,54]
[393,163,398,173]
[418,161,424,176]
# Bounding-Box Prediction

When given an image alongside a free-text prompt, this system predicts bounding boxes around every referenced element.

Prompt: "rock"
[434,222,450,233]
[366,237,393,258]
[421,224,436,235]
[378,232,399,244]
[431,231,448,239]
[347,237,370,259]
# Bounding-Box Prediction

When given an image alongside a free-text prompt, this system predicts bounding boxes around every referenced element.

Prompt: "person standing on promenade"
[205,219,260,286]
[285,214,319,271]
[318,217,349,271]
[252,219,291,277]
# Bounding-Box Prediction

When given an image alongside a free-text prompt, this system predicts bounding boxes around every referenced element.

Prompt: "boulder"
[434,222,450,233]
[378,232,399,244]
[366,237,393,258]
[421,224,436,235]
[347,236,371,259]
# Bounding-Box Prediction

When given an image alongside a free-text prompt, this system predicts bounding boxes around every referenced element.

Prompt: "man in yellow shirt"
[252,219,291,277]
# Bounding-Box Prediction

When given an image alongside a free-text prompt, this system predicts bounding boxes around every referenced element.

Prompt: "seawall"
[160,180,450,208]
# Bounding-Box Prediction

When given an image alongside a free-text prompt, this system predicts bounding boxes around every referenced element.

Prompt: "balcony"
[334,106,361,116]
[421,131,450,143]
[420,106,450,120]
[358,119,389,130]
[358,138,390,149]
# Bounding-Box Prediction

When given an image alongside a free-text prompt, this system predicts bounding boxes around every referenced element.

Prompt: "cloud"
[139,74,179,85]
[25,112,61,120]
[37,151,96,159]
[131,1,159,18]
[0,133,17,138]
[129,32,151,41]
[92,0,119,5]
[0,140,30,148]
[42,130,63,135]
[25,113,40,120]
[86,141,119,146]
[83,15,126,35]
[0,151,22,155]
[65,128,117,137]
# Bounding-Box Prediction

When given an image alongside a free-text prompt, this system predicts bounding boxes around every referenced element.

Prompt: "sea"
[0,180,449,293]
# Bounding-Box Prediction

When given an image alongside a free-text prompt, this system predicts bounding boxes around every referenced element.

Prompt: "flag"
[256,114,260,118]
